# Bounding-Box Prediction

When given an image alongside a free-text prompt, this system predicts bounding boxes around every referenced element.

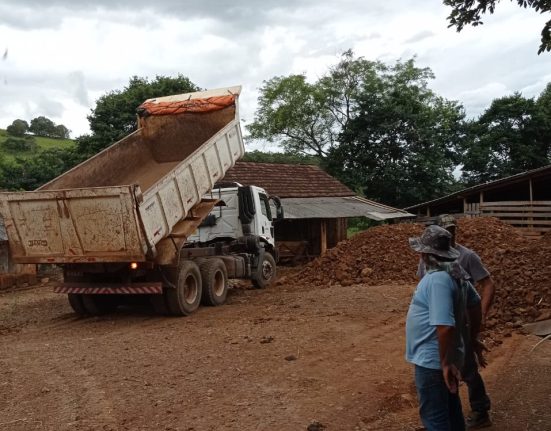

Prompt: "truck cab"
[187,183,282,255]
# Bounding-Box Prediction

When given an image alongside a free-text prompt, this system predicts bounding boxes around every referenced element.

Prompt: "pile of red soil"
[289,217,551,327]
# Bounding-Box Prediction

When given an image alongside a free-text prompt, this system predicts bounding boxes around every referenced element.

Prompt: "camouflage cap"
[437,214,457,229]
[409,225,460,260]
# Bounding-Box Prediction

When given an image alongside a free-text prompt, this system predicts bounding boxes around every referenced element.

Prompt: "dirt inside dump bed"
[40,107,235,192]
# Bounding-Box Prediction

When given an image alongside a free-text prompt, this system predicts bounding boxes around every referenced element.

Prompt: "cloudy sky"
[1,0,550,144]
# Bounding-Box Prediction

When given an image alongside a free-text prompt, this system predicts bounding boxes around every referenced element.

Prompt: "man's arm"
[468,302,488,367]
[436,325,460,393]
[477,276,495,322]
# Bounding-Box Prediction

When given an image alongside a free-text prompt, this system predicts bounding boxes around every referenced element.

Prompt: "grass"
[0,129,74,161]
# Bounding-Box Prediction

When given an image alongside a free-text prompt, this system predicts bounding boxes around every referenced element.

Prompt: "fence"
[479,201,551,234]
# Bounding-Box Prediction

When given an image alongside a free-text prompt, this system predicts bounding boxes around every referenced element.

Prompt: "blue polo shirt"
[405,270,480,370]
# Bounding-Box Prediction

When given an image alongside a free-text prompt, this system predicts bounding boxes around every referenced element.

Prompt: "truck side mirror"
[271,196,284,220]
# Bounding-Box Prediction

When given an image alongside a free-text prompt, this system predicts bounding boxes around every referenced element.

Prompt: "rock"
[307,421,326,431]
[284,355,297,361]
[260,336,274,344]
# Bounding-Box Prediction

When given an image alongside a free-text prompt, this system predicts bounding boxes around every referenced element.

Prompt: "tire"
[164,260,202,316]
[81,295,117,315]
[68,293,87,316]
[252,252,276,289]
[199,258,228,306]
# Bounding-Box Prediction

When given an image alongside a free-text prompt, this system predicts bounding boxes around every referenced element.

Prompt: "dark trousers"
[415,365,465,431]
[462,345,491,414]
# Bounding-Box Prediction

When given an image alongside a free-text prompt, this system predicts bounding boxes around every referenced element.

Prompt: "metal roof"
[279,196,413,220]
[406,164,551,211]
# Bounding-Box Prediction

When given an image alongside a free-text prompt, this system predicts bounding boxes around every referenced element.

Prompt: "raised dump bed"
[0,86,244,264]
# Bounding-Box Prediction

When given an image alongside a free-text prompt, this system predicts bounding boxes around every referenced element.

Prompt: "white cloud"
[0,0,550,138]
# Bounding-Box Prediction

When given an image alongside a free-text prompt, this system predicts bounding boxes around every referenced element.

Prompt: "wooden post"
[463,198,467,218]
[320,220,327,255]
[529,179,534,230]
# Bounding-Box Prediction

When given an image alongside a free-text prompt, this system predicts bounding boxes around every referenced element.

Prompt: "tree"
[460,90,551,184]
[6,119,29,137]
[247,50,386,158]
[29,116,56,137]
[2,136,37,153]
[53,124,70,139]
[444,0,551,54]
[78,74,199,157]
[248,51,465,208]
[328,59,466,208]
[241,150,320,165]
[0,147,77,190]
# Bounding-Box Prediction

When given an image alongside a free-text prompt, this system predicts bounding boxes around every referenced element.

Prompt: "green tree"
[77,74,199,157]
[241,149,320,165]
[461,91,551,185]
[6,119,29,137]
[247,50,386,158]
[444,0,551,54]
[53,124,70,139]
[0,147,77,190]
[29,116,56,137]
[328,59,465,208]
[2,136,37,152]
[248,51,465,207]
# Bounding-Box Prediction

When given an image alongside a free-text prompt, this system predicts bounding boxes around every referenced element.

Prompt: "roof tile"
[221,162,354,198]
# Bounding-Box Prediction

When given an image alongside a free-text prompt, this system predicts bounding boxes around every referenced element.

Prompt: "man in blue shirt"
[406,225,482,431]
[418,215,494,429]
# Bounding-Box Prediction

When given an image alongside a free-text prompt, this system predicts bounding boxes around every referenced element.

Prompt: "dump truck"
[0,86,282,316]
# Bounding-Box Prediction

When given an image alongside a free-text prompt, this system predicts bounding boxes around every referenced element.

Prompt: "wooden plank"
[481,200,551,207]
[479,212,551,217]
[481,206,551,212]
[499,219,551,225]
[320,220,327,255]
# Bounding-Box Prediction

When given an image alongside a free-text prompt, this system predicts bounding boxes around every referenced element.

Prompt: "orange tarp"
[138,94,236,116]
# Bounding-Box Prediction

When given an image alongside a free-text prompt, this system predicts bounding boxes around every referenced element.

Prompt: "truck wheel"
[68,294,87,316]
[81,295,116,315]
[165,261,202,316]
[200,258,228,306]
[252,252,276,289]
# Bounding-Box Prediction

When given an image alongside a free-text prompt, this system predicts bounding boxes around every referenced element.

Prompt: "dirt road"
[1,280,550,430]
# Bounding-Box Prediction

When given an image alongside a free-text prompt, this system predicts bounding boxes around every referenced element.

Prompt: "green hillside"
[0,129,74,160]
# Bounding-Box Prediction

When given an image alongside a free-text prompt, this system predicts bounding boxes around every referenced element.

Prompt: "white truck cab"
[188,183,281,251]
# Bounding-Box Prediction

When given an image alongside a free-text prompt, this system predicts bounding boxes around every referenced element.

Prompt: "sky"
[1,0,551,147]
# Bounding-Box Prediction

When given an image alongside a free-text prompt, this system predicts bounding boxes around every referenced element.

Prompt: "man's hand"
[473,338,489,368]
[442,363,461,393]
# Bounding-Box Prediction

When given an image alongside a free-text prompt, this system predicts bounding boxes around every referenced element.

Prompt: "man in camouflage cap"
[418,215,494,429]
[407,225,482,431]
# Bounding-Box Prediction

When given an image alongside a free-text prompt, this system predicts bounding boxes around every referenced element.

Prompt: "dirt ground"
[1,278,550,431]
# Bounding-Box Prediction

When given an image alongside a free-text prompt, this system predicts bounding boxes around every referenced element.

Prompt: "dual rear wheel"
[154,258,229,316]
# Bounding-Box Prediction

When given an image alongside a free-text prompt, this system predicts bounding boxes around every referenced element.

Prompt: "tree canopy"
[6,119,29,137]
[77,74,199,158]
[327,59,466,207]
[460,86,551,184]
[247,50,386,158]
[444,0,551,54]
[248,52,467,208]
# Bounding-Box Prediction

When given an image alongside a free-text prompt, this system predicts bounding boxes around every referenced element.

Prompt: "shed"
[221,162,411,260]
[406,165,551,237]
